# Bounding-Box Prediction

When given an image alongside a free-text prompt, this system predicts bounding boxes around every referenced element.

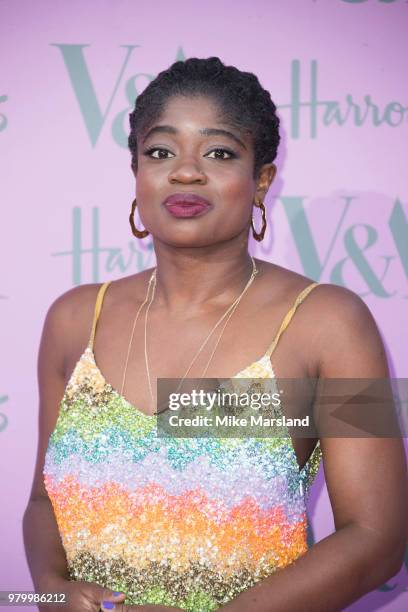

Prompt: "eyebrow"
[141,125,247,150]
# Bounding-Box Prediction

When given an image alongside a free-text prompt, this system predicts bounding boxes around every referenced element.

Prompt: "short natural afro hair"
[128,56,280,180]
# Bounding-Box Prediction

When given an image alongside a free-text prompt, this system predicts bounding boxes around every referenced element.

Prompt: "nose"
[168,156,206,183]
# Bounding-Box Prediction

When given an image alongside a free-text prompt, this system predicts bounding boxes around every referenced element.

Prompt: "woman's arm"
[219,285,408,612]
[23,497,70,591]
[23,293,74,591]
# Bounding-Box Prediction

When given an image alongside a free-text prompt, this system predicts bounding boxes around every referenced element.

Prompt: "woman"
[23,57,407,612]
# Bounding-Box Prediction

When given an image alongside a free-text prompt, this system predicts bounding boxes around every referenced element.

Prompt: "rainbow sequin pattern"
[43,347,322,611]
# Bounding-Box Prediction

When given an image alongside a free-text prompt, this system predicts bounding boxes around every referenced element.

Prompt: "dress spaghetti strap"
[265,282,319,357]
[87,281,112,350]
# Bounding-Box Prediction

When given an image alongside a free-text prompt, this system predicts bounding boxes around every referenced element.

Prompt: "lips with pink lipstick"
[163,193,212,218]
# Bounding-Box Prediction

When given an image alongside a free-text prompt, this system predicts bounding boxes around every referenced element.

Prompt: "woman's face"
[134,94,275,247]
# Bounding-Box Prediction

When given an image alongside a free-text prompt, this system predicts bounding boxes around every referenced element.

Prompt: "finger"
[101,603,131,612]
[99,587,127,611]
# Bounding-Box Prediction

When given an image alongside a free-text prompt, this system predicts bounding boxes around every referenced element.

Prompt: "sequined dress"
[43,279,322,611]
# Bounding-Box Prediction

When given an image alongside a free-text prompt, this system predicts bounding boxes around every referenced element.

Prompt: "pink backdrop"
[1,0,407,610]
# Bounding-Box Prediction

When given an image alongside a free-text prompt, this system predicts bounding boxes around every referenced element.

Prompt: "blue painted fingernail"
[102,602,115,610]
[113,592,123,596]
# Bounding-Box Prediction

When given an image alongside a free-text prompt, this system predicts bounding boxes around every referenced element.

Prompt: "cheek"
[217,171,255,212]
[223,181,253,204]
[135,170,164,207]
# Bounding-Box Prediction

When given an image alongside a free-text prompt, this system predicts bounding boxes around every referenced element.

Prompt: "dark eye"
[206,148,236,160]
[143,147,174,159]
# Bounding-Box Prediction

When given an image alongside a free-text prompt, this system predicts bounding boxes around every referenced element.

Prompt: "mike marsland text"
[166,414,310,428]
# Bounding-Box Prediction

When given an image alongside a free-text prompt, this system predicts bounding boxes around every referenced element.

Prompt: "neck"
[148,242,260,313]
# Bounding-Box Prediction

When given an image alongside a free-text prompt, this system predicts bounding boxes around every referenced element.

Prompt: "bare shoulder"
[44,269,153,332]
[44,282,103,339]
[303,281,377,327]
[260,259,379,330]
[257,260,387,376]
[42,269,156,361]
[304,281,383,336]
[39,283,104,374]
[303,282,389,378]
[47,281,102,312]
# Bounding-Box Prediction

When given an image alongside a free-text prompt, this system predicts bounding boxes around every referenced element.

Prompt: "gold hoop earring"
[129,198,149,239]
[251,199,267,242]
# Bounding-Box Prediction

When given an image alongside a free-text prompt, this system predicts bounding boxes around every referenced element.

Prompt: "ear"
[255,163,277,200]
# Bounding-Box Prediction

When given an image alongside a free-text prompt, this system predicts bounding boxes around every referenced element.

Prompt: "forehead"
[160,95,224,119]
[141,94,251,149]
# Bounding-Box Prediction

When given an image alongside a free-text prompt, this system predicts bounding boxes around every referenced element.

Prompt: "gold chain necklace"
[120,272,157,397]
[121,257,258,415]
